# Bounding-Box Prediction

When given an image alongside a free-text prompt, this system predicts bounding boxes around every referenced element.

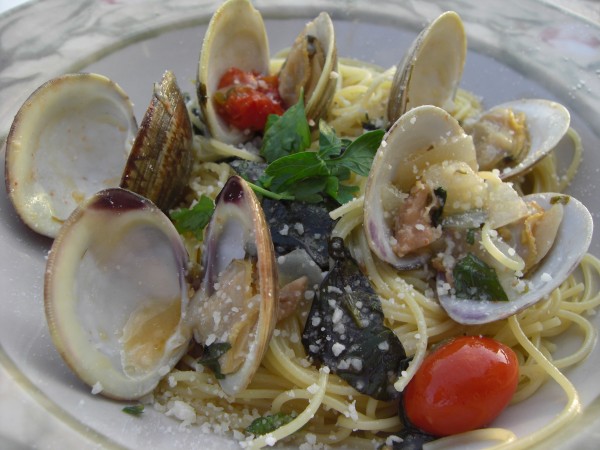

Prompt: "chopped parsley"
[170,195,215,240]
[197,342,232,379]
[122,404,145,416]
[246,412,296,435]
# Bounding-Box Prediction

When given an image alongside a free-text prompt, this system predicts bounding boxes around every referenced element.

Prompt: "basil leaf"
[170,195,215,240]
[122,404,145,416]
[260,97,311,163]
[302,238,409,400]
[246,412,296,436]
[327,129,384,176]
[453,253,509,302]
[198,342,232,379]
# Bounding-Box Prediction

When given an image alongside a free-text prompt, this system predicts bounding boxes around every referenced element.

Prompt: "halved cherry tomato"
[214,67,284,132]
[402,335,519,437]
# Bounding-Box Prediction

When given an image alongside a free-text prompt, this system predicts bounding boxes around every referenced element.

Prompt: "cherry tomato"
[214,67,284,132]
[402,335,519,437]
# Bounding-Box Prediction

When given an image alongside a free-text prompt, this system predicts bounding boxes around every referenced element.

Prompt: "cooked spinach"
[453,253,509,301]
[302,237,409,400]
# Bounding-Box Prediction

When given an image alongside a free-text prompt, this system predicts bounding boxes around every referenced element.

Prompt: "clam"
[363,105,593,324]
[120,70,193,211]
[190,175,278,396]
[387,11,466,124]
[463,99,571,179]
[197,0,338,145]
[4,73,137,238]
[44,188,191,400]
[387,11,571,179]
[277,11,338,123]
[197,0,270,145]
[364,105,477,270]
[437,193,593,324]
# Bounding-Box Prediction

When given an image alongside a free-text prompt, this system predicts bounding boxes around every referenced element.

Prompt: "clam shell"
[44,188,191,400]
[363,105,477,269]
[387,11,466,124]
[437,193,593,325]
[192,176,277,396]
[474,99,571,179]
[278,12,338,122]
[120,70,193,212]
[197,0,269,145]
[5,73,137,238]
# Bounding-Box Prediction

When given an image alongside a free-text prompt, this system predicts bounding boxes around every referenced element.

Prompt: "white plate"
[1,1,600,448]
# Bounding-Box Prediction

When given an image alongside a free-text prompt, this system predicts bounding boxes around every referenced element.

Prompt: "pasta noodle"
[154,59,600,449]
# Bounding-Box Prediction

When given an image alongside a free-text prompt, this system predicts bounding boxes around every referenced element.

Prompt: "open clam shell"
[120,70,193,212]
[464,99,571,179]
[437,193,593,325]
[4,73,137,238]
[191,175,278,396]
[44,188,191,400]
[278,11,338,122]
[387,11,466,124]
[363,105,477,270]
[197,0,270,145]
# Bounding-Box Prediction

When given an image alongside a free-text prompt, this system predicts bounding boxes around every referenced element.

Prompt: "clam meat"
[364,105,593,324]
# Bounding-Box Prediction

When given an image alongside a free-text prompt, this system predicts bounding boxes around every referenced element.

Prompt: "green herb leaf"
[246,412,296,436]
[318,120,343,158]
[326,129,384,177]
[264,152,329,192]
[198,342,232,379]
[170,195,215,240]
[550,195,570,205]
[453,253,509,302]
[260,96,311,163]
[466,228,477,245]
[122,404,145,416]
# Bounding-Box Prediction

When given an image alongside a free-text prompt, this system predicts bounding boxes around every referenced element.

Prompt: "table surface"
[0,1,599,449]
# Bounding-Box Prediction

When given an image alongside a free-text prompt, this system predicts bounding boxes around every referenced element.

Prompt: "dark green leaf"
[318,120,343,158]
[260,96,311,163]
[466,228,476,245]
[122,404,144,416]
[302,237,409,400]
[264,152,329,192]
[327,129,384,177]
[245,412,296,436]
[198,342,232,379]
[170,195,215,241]
[453,253,509,302]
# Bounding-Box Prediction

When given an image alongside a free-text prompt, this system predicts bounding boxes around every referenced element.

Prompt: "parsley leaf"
[246,412,296,436]
[260,95,311,163]
[453,253,509,301]
[122,404,145,416]
[170,195,214,240]
[197,342,232,379]
[325,129,385,177]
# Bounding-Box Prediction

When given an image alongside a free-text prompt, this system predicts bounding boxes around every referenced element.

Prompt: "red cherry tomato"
[403,335,519,437]
[214,67,284,132]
